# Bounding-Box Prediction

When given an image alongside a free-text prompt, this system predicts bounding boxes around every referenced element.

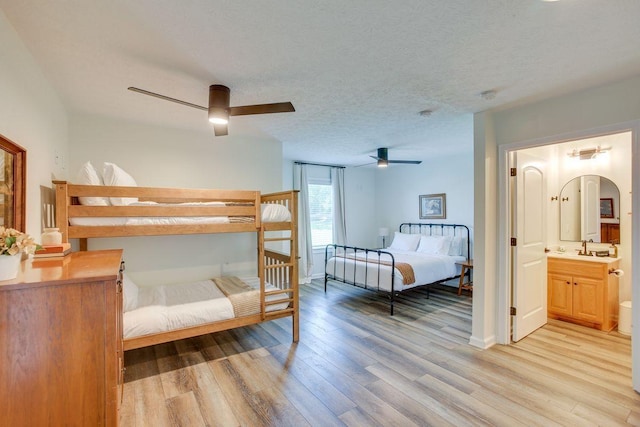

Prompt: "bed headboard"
[399,223,471,260]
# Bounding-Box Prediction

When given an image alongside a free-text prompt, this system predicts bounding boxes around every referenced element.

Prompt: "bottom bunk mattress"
[325,249,465,293]
[123,275,289,339]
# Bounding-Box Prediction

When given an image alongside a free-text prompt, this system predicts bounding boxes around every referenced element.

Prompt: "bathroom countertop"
[547,251,620,263]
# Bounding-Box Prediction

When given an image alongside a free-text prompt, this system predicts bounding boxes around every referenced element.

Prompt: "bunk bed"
[53,180,299,350]
[325,223,470,314]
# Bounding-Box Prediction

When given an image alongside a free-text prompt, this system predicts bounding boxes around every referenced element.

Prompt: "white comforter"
[325,249,465,292]
[70,201,291,226]
[123,276,288,339]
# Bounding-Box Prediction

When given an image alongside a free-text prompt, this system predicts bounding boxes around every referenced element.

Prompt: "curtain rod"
[294,161,345,169]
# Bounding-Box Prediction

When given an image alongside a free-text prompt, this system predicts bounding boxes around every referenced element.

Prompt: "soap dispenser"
[609,243,618,258]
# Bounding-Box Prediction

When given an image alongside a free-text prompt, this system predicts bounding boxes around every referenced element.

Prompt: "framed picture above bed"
[419,193,446,219]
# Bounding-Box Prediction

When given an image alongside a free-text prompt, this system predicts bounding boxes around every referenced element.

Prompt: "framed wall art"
[600,198,614,219]
[420,193,446,219]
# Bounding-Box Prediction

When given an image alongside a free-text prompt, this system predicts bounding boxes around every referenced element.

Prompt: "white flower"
[0,227,41,256]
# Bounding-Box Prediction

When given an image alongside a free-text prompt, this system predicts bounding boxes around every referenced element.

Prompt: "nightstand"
[456,259,473,296]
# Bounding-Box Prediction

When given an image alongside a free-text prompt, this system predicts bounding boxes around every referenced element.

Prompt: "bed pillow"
[102,162,138,205]
[261,203,292,222]
[122,273,139,312]
[389,232,421,251]
[75,161,110,206]
[448,236,464,256]
[417,235,451,255]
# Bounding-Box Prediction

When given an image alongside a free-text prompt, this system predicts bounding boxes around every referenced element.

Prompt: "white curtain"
[293,163,314,284]
[331,167,347,245]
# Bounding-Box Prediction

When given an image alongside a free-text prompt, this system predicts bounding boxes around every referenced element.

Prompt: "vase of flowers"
[0,227,41,281]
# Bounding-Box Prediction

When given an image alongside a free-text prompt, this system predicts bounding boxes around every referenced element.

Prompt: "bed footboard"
[324,244,399,315]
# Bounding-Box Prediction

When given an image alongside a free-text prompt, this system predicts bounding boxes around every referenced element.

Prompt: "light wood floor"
[121,280,638,426]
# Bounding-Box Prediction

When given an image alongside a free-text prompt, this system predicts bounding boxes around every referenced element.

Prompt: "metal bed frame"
[324,223,470,315]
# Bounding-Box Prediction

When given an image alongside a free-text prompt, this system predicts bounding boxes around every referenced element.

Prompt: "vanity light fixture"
[568,146,611,160]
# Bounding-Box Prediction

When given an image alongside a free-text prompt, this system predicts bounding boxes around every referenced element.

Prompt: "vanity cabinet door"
[548,273,572,317]
[572,276,604,324]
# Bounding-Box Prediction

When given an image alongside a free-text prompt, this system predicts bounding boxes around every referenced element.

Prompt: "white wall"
[0,10,68,237]
[474,74,640,390]
[374,153,474,249]
[345,167,377,247]
[68,113,284,285]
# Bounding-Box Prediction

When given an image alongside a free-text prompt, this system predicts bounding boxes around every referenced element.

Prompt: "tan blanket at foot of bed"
[213,276,260,317]
[340,255,415,285]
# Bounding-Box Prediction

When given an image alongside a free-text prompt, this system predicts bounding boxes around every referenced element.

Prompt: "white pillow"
[75,161,110,206]
[417,235,451,255]
[389,232,421,251]
[102,162,138,205]
[261,203,292,222]
[448,236,464,256]
[122,273,139,312]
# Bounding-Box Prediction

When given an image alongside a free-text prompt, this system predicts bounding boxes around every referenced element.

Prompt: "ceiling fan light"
[208,84,230,125]
[209,116,228,125]
[377,159,388,168]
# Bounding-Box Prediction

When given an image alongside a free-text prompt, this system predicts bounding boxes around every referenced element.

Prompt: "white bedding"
[123,276,290,339]
[69,201,291,226]
[325,249,465,292]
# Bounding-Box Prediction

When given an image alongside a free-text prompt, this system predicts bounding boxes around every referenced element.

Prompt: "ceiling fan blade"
[213,123,228,136]
[388,160,422,164]
[229,102,295,116]
[369,155,382,161]
[355,161,377,167]
[128,87,207,111]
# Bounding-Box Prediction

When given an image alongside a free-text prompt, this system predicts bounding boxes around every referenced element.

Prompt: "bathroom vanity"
[547,253,620,331]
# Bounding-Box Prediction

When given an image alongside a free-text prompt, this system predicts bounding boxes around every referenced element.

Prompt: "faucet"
[579,240,592,256]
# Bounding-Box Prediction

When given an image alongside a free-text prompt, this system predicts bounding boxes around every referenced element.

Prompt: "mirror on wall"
[0,134,26,231]
[560,175,620,243]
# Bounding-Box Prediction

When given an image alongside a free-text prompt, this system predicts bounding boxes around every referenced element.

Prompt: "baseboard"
[469,334,496,349]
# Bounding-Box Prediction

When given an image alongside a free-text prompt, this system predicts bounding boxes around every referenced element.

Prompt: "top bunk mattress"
[69,201,291,226]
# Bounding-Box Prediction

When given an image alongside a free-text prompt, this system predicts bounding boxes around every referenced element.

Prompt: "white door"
[581,175,601,242]
[512,151,547,342]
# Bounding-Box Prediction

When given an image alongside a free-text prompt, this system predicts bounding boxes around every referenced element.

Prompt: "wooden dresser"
[0,250,124,426]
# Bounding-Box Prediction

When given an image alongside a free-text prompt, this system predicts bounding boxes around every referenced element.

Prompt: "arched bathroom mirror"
[0,134,26,231]
[559,175,620,243]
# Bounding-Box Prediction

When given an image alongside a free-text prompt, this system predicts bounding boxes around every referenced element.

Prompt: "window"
[308,180,333,248]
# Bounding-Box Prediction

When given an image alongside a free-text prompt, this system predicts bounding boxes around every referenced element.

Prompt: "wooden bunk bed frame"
[53,181,299,350]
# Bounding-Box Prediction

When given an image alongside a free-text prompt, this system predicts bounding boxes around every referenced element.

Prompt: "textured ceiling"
[2,1,640,166]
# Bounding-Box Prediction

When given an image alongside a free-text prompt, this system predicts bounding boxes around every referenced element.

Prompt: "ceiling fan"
[128,85,295,136]
[370,148,422,167]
